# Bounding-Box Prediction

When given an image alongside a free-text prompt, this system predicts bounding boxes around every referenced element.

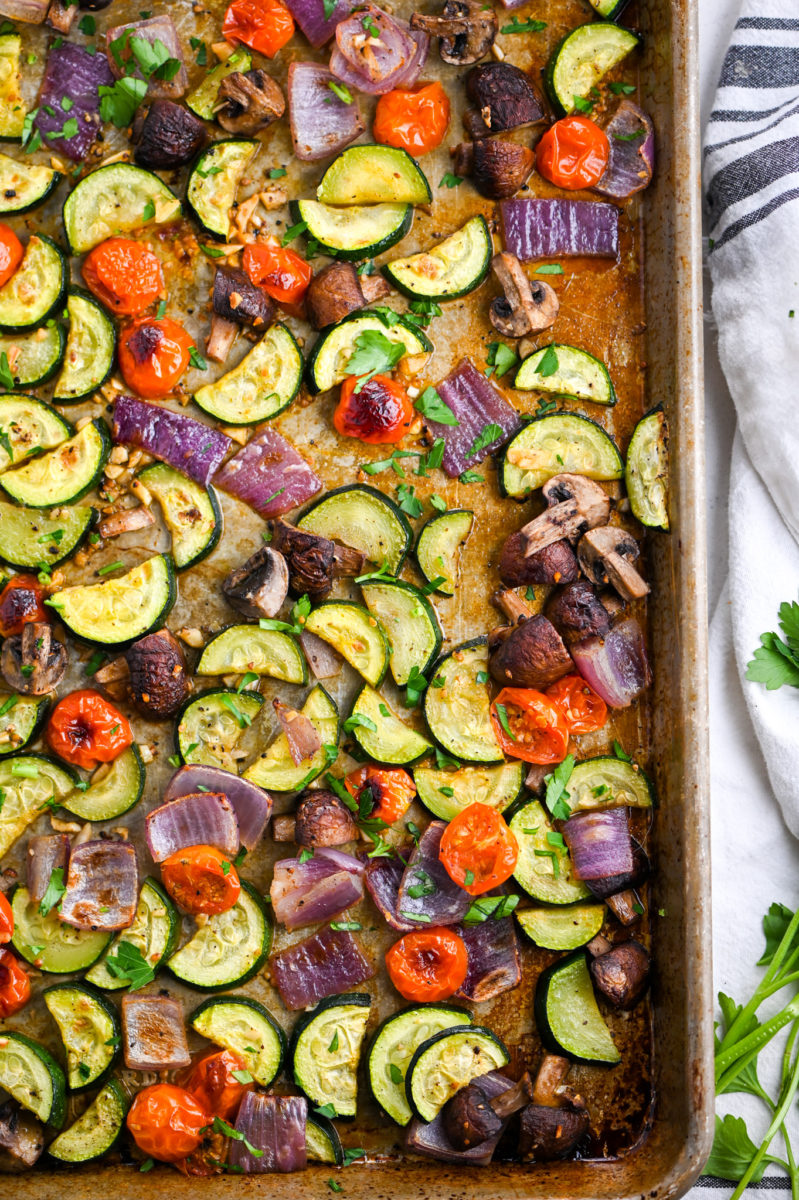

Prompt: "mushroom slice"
[465,63,545,137]
[443,1072,533,1151]
[520,473,611,557]
[97,505,156,540]
[588,939,650,1009]
[294,788,359,846]
[270,520,365,601]
[223,545,290,619]
[410,0,497,65]
[0,622,67,695]
[453,138,535,200]
[305,262,390,331]
[125,629,191,720]
[577,525,650,600]
[206,313,239,364]
[489,252,560,338]
[217,69,285,135]
[489,591,573,690]
[213,265,275,329]
[47,0,77,32]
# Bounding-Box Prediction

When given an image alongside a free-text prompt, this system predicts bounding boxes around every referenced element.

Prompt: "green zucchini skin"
[289,993,371,1117]
[46,554,177,648]
[42,982,121,1093]
[0,694,49,756]
[167,881,272,991]
[305,310,432,396]
[382,216,492,302]
[317,144,432,206]
[0,235,67,334]
[0,418,111,509]
[0,1031,67,1127]
[186,138,259,240]
[404,1025,509,1122]
[47,1078,129,1164]
[62,163,181,256]
[297,482,413,574]
[545,22,641,116]
[534,952,621,1065]
[0,150,62,215]
[190,995,287,1088]
[52,290,117,405]
[289,198,413,261]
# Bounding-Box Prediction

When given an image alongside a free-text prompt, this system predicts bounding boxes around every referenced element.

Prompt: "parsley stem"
[729,1019,799,1200]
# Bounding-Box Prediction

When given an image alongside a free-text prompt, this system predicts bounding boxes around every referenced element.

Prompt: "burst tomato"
[536,115,610,190]
[373,82,450,155]
[242,241,312,306]
[179,1050,252,1122]
[334,374,414,444]
[439,802,518,895]
[0,223,23,288]
[82,238,164,316]
[490,686,569,765]
[46,689,133,771]
[386,927,468,1002]
[0,893,12,944]
[118,316,194,399]
[545,673,608,736]
[127,1084,209,1163]
[161,845,241,916]
[345,765,416,824]
[0,949,31,1018]
[222,0,295,57]
[0,575,47,638]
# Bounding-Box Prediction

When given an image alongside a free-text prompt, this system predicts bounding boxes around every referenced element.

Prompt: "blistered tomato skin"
[536,115,610,190]
[345,765,416,824]
[0,576,48,638]
[223,0,295,57]
[0,949,31,1018]
[373,83,451,155]
[334,374,414,444]
[82,238,164,316]
[242,241,312,306]
[385,927,469,1002]
[439,802,519,895]
[46,689,133,771]
[118,316,194,399]
[161,845,241,916]
[179,1049,252,1121]
[127,1084,209,1163]
[0,223,23,288]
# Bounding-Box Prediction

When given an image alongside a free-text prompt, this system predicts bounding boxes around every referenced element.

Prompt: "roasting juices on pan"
[0,0,665,1179]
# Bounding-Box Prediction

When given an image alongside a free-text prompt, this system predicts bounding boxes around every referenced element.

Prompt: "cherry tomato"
[545,673,608,736]
[334,374,414,444]
[179,1050,252,1121]
[373,82,450,155]
[127,1084,209,1163]
[0,575,48,638]
[0,223,23,288]
[223,0,295,56]
[46,689,133,771]
[118,316,194,399]
[82,238,164,316]
[0,948,31,1018]
[0,893,12,944]
[242,241,312,306]
[439,803,518,895]
[490,686,569,765]
[345,765,415,825]
[536,115,610,190]
[161,845,241,916]
[386,927,468,1002]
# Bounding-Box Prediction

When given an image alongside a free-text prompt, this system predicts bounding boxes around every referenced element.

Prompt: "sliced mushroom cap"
[294,789,359,847]
[498,533,579,588]
[577,525,650,601]
[518,1102,590,1162]
[0,622,67,695]
[217,69,285,135]
[489,252,560,338]
[589,939,650,1008]
[133,99,207,169]
[223,545,290,619]
[212,265,275,329]
[443,1084,503,1150]
[454,138,535,199]
[410,0,497,65]
[519,473,611,557]
[125,628,190,720]
[489,613,573,690]
[545,580,611,647]
[47,0,78,32]
[465,62,545,136]
[270,520,365,600]
[0,1099,44,1173]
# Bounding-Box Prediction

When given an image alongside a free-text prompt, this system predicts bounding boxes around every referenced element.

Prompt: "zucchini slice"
[0,501,94,570]
[43,983,120,1092]
[191,995,286,1088]
[47,554,176,647]
[509,798,591,905]
[290,198,412,261]
[304,600,389,687]
[318,145,432,206]
[626,407,669,531]
[298,483,412,573]
[413,760,524,822]
[0,754,77,859]
[0,34,24,140]
[0,1033,65,1127]
[0,324,66,388]
[348,683,432,766]
[0,418,110,508]
[360,578,442,685]
[424,639,503,764]
[586,0,632,20]
[535,953,620,1064]
[405,1026,509,1122]
[307,310,432,395]
[11,885,111,975]
[0,151,61,214]
[0,235,67,333]
[197,625,308,684]
[290,993,371,1117]
[48,1078,128,1164]
[368,1003,472,1127]
[384,216,492,302]
[501,412,623,499]
[515,344,616,406]
[0,393,70,473]
[61,744,145,822]
[137,462,222,570]
[546,22,641,116]
[187,138,259,241]
[243,684,339,791]
[167,881,272,990]
[193,323,303,425]
[52,291,116,404]
[176,687,264,773]
[63,163,181,255]
[415,509,474,596]
[566,756,654,811]
[0,693,49,755]
[186,47,252,120]
[86,878,179,991]
[516,903,605,951]
[306,1113,344,1164]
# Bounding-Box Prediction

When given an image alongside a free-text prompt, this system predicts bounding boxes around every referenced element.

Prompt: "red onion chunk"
[571,617,651,709]
[288,62,365,162]
[35,43,113,162]
[270,853,364,929]
[406,1070,512,1164]
[60,840,138,931]
[563,807,633,882]
[163,765,272,851]
[315,846,365,874]
[122,994,191,1071]
[145,792,239,864]
[284,0,357,47]
[456,913,521,1002]
[330,24,427,95]
[26,834,69,907]
[595,101,655,200]
[362,850,416,931]
[0,1,49,21]
[300,630,342,679]
[501,199,620,261]
[397,821,470,926]
[106,15,188,100]
[425,360,522,479]
[271,925,374,1009]
[335,6,414,81]
[113,395,232,487]
[230,1093,307,1174]
[213,426,322,518]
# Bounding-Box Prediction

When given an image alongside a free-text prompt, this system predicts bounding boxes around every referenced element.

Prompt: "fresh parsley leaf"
[396,482,423,518]
[189,347,207,371]
[328,80,353,104]
[572,94,594,114]
[459,470,484,483]
[99,76,148,127]
[463,894,519,924]
[315,1103,337,1119]
[389,1062,403,1084]
[500,16,547,32]
[345,330,406,390]
[104,940,155,990]
[439,172,463,188]
[281,219,307,246]
[38,867,66,916]
[404,664,428,707]
[328,1030,340,1052]
[343,1148,366,1167]
[415,385,459,426]
[494,702,515,740]
[609,81,636,95]
[190,36,208,65]
[704,1115,772,1183]
[268,166,287,179]
[535,345,560,377]
[330,920,361,931]
[544,754,574,820]
[467,422,503,457]
[342,713,377,734]
[207,1116,263,1158]
[534,263,564,275]
[613,739,632,762]
[232,1068,253,1084]
[758,902,799,967]
[485,341,519,379]
[0,353,14,390]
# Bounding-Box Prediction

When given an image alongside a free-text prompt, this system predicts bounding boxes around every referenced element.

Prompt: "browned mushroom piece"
[577,526,650,601]
[531,1054,571,1106]
[489,589,572,689]
[97,505,157,540]
[588,939,650,1008]
[0,1100,44,1173]
[518,1102,590,1162]
[206,314,238,364]
[498,532,579,588]
[519,473,611,558]
[213,265,275,329]
[270,520,365,600]
[47,0,77,32]
[489,252,560,339]
[464,62,545,138]
[0,622,67,696]
[217,69,285,135]
[223,545,290,619]
[545,580,611,646]
[410,0,497,65]
[273,699,322,766]
[305,261,391,331]
[453,138,535,199]
[125,628,191,719]
[133,99,207,169]
[443,1072,533,1151]
[293,789,359,846]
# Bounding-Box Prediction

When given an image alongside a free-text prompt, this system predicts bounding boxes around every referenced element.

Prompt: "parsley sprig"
[747,600,799,690]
